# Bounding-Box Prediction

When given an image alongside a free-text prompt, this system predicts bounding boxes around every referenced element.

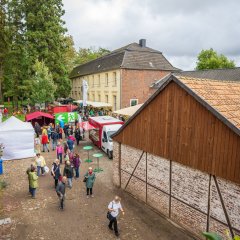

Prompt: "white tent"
[113,104,143,116]
[0,116,35,160]
[74,100,112,108]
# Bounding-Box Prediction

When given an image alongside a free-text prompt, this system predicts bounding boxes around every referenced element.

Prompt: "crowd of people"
[26,120,125,237]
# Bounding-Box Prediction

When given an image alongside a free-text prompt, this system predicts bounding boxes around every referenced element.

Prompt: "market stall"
[113,104,143,120]
[26,111,54,126]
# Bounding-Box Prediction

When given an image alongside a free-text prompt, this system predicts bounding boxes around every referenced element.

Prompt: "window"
[105,95,108,103]
[92,75,94,87]
[130,99,138,106]
[92,94,95,101]
[98,75,100,86]
[113,72,117,86]
[113,95,117,110]
[98,94,101,102]
[105,73,108,86]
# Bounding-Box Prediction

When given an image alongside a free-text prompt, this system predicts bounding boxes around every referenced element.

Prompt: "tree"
[74,47,110,66]
[3,0,30,108]
[23,0,70,97]
[0,0,8,103]
[62,35,77,73]
[29,60,56,104]
[196,48,236,70]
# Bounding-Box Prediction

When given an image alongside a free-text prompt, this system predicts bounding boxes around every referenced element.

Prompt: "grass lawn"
[2,114,25,122]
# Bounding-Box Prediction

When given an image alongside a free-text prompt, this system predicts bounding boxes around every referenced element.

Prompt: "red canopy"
[26,111,54,121]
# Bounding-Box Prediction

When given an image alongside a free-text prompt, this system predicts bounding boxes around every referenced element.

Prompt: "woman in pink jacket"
[56,143,63,164]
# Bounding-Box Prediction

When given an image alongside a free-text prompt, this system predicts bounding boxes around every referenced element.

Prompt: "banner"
[55,112,78,124]
[82,79,88,107]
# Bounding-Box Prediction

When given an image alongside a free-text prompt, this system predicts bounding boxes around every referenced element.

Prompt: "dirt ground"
[0,140,195,240]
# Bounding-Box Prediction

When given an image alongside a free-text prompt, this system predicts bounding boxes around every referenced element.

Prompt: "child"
[28,166,38,198]
[56,142,63,164]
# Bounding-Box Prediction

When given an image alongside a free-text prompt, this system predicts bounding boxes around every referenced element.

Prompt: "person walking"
[35,153,46,176]
[75,127,81,146]
[56,142,63,164]
[26,164,34,195]
[51,129,58,151]
[28,166,39,198]
[34,122,42,138]
[107,196,125,237]
[72,153,81,179]
[63,161,74,189]
[67,136,74,152]
[56,176,67,210]
[51,159,61,188]
[41,133,49,152]
[84,167,96,198]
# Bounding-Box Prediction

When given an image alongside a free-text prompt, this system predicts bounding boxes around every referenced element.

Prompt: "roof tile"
[178,76,240,129]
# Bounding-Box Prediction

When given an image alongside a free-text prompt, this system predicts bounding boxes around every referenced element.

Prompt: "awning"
[74,100,112,108]
[113,104,143,116]
[79,121,96,131]
[26,111,54,121]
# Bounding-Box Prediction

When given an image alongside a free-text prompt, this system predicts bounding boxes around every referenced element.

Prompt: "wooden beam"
[121,168,240,233]
[213,175,234,238]
[169,160,172,218]
[125,151,145,190]
[206,174,212,232]
[146,152,148,203]
[119,143,122,188]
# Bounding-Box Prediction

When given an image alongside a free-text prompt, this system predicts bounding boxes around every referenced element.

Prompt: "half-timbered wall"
[113,142,240,239]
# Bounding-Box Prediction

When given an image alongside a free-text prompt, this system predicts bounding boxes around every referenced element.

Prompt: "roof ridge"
[177,76,240,83]
[180,67,240,73]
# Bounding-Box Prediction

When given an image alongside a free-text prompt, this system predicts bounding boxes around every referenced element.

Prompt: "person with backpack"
[41,133,49,152]
[84,167,96,198]
[67,136,74,152]
[51,159,61,188]
[56,176,67,210]
[51,129,58,151]
[72,153,81,179]
[107,196,125,237]
[63,161,74,189]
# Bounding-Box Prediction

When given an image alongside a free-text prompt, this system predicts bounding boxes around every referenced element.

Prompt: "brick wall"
[120,69,170,108]
[113,142,240,239]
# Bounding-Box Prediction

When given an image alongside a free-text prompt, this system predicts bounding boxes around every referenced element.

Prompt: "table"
[93,153,103,173]
[83,146,93,163]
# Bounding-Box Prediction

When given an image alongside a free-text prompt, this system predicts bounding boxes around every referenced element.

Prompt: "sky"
[62,0,240,70]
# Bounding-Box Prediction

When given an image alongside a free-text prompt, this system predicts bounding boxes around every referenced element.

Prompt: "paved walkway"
[0,141,194,240]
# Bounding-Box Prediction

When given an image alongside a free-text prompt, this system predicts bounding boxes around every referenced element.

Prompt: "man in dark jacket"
[63,161,74,189]
[56,176,67,210]
[51,130,58,150]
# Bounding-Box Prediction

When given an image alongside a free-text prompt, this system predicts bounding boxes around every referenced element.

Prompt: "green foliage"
[23,0,71,97]
[203,232,222,240]
[74,47,110,66]
[0,0,8,103]
[196,48,236,70]
[2,0,30,108]
[29,60,56,104]
[203,231,240,240]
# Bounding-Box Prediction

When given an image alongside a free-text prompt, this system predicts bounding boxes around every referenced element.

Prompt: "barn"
[112,73,240,239]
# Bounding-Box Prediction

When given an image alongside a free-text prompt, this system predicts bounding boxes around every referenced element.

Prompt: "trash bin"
[0,158,3,175]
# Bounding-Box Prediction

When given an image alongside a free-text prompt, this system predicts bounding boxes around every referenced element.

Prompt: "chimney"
[139,39,146,47]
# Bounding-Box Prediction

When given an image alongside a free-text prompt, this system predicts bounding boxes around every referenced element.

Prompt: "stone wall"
[113,142,240,239]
